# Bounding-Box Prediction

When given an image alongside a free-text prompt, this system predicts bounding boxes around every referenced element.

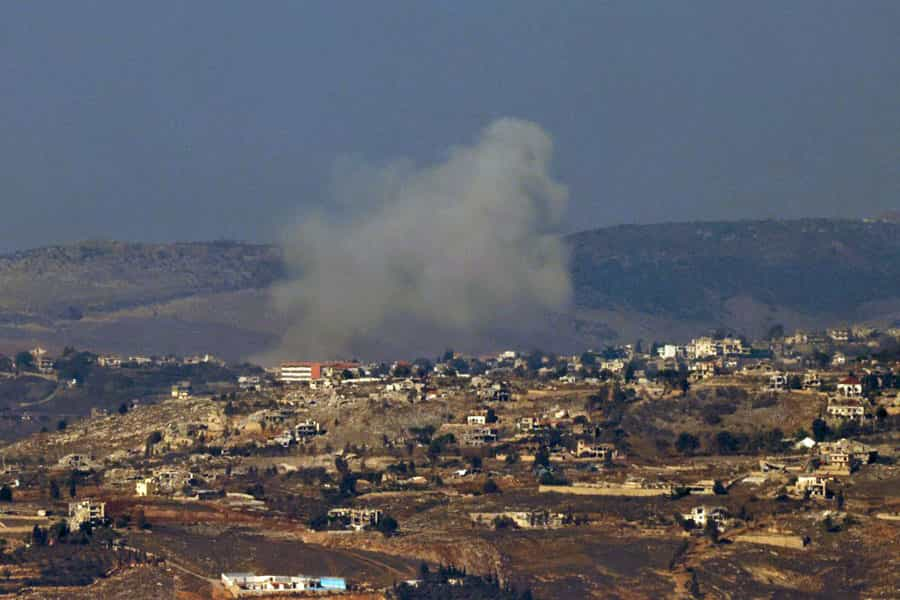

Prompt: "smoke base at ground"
[262,118,573,361]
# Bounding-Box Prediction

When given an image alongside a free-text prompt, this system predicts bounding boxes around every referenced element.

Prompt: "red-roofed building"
[837,374,862,398]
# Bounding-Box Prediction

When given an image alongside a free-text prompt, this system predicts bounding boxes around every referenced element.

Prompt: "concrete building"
[171,381,192,399]
[826,401,865,422]
[516,416,547,433]
[279,362,317,384]
[463,427,498,446]
[469,510,565,529]
[575,440,619,461]
[836,375,863,398]
[294,420,321,438]
[656,344,681,360]
[795,475,830,498]
[683,505,728,530]
[686,480,720,496]
[67,500,106,530]
[135,477,157,497]
[326,508,382,531]
[767,373,788,391]
[279,361,359,384]
[802,371,821,390]
[221,573,346,596]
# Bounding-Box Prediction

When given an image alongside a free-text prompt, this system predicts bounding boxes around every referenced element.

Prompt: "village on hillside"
[0,324,898,598]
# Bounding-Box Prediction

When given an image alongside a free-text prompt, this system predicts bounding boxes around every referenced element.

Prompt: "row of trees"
[673,429,787,456]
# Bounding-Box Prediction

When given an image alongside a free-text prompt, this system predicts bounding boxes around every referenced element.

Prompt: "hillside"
[1,218,899,359]
[0,240,282,324]
[568,218,900,341]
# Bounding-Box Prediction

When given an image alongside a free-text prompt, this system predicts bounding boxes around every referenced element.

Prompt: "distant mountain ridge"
[1,218,899,358]
[0,239,283,324]
[569,218,900,323]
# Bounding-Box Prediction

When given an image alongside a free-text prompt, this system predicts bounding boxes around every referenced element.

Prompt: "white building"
[802,371,821,390]
[326,508,383,531]
[683,505,728,530]
[826,401,865,422]
[795,475,830,498]
[767,373,788,391]
[67,500,106,530]
[135,477,157,497]
[279,363,314,383]
[656,344,681,360]
[221,573,346,596]
[836,375,863,398]
[467,414,487,426]
[575,440,619,461]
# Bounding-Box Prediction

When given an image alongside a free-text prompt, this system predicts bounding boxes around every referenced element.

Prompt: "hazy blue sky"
[1,2,898,252]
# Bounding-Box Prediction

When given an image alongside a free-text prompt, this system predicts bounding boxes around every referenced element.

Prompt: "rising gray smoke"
[265,118,572,360]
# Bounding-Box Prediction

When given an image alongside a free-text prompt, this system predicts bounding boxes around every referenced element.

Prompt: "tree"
[714,431,740,455]
[57,419,67,431]
[811,418,831,442]
[338,473,356,496]
[526,351,545,372]
[114,513,131,528]
[133,508,149,530]
[145,430,163,457]
[14,351,35,372]
[118,403,129,415]
[31,525,47,546]
[533,446,550,469]
[767,324,785,340]
[675,433,700,455]
[624,362,636,383]
[49,520,69,543]
[376,515,398,537]
[704,519,719,543]
[0,486,12,502]
[392,364,412,377]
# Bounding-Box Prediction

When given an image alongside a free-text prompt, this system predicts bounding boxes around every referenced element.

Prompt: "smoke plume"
[266,118,572,360]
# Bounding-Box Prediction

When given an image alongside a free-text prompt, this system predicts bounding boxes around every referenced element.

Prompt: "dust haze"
[264,118,572,361]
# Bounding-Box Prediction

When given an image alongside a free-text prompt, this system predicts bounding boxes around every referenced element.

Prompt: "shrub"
[482,479,500,494]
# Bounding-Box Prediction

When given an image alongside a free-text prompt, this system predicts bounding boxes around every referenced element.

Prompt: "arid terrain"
[0,328,898,598]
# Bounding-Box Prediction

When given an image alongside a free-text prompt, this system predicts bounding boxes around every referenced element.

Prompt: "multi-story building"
[795,475,830,498]
[326,508,382,531]
[575,440,619,461]
[67,500,106,530]
[279,362,358,384]
[836,375,863,398]
[826,401,865,422]
[683,505,728,530]
[463,427,498,446]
